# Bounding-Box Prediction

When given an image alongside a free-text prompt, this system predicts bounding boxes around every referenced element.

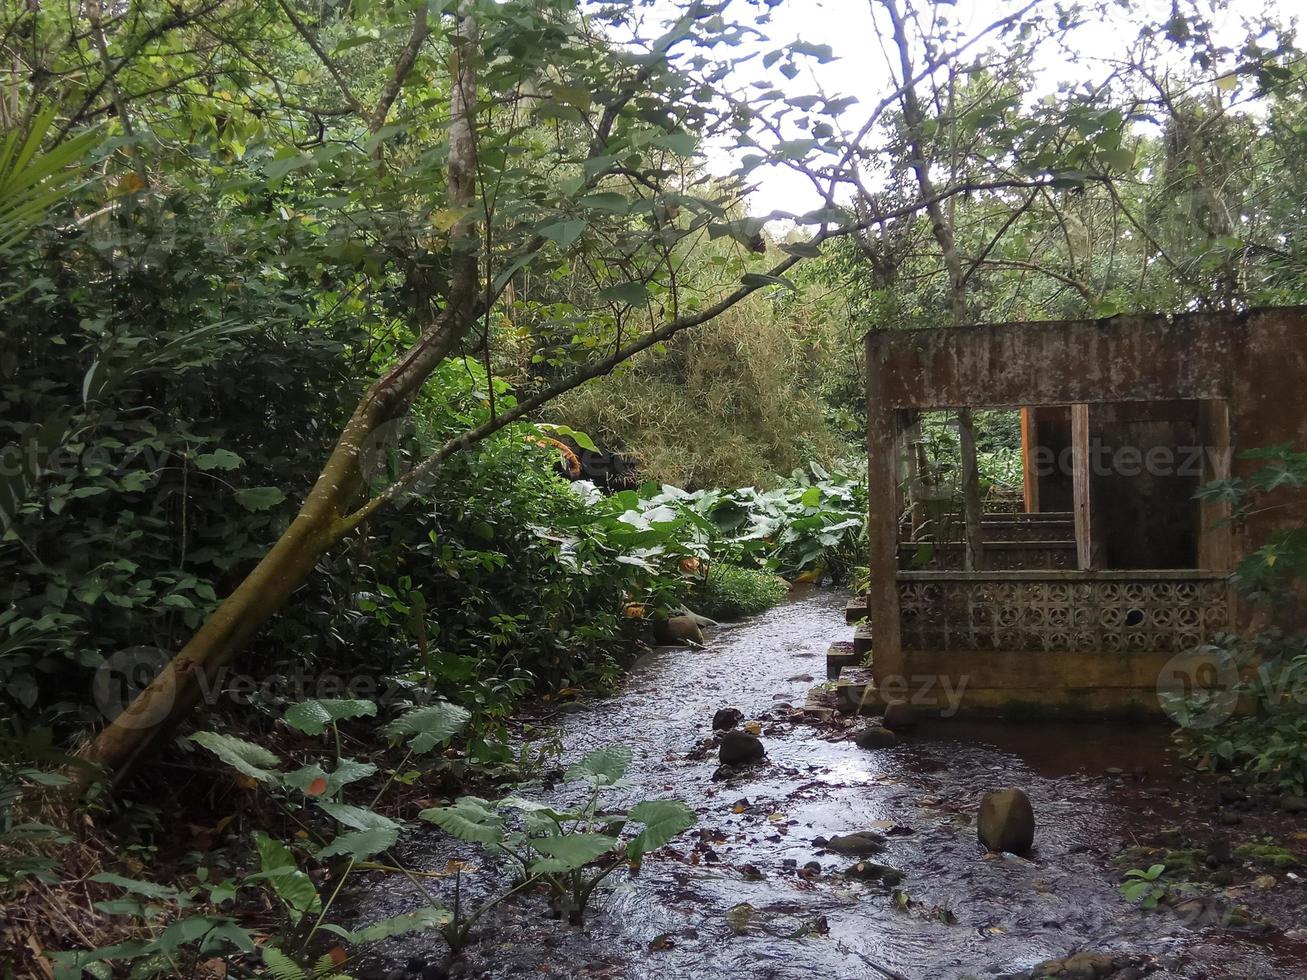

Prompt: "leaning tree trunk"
[74,11,482,786]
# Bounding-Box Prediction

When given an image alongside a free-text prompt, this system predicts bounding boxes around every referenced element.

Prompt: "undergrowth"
[694,564,789,621]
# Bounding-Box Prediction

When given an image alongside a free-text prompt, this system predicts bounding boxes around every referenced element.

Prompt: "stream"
[354,588,1307,980]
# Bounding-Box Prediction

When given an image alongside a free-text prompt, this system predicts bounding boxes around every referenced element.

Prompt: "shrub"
[694,564,788,621]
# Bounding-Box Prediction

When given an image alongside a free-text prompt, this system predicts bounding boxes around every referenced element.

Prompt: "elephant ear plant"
[39,710,693,973]
[420,744,696,941]
[43,698,467,978]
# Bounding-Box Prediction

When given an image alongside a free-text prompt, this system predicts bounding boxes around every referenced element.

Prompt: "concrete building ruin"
[844,307,1307,717]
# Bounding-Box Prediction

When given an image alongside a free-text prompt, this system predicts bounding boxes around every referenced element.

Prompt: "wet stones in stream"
[718,730,765,766]
[880,698,917,730]
[1020,951,1162,980]
[812,830,887,855]
[712,706,744,730]
[843,860,904,886]
[854,725,898,750]
[978,787,1036,855]
[653,614,704,645]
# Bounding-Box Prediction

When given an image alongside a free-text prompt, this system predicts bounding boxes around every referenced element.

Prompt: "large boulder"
[978,788,1035,855]
[653,615,704,646]
[719,731,765,766]
[854,726,899,750]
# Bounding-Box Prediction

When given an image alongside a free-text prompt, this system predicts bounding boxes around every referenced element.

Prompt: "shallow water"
[354,588,1307,980]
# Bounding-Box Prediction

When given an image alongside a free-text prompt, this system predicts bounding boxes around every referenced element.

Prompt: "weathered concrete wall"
[866,311,1237,409]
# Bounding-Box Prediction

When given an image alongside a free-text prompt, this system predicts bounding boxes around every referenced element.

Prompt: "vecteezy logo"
[1156,644,1241,730]
[92,646,175,729]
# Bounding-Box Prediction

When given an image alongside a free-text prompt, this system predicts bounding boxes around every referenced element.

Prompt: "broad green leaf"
[627,800,696,860]
[316,826,398,860]
[565,744,632,786]
[337,907,451,943]
[418,796,504,844]
[250,832,320,925]
[550,84,592,110]
[190,731,281,783]
[193,449,243,471]
[88,872,180,899]
[528,832,619,872]
[596,281,650,305]
[285,759,377,797]
[199,921,255,954]
[538,219,585,248]
[283,698,377,736]
[741,272,796,292]
[652,132,697,155]
[234,486,285,511]
[577,192,630,213]
[1101,147,1136,171]
[791,40,835,61]
[252,831,296,872]
[499,797,572,821]
[535,423,598,452]
[316,802,399,832]
[382,702,470,753]
[779,240,823,258]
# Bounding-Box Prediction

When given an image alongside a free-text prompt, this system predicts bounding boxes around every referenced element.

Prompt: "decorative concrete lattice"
[897,575,1230,653]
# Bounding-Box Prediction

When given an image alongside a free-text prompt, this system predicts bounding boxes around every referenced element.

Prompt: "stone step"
[835,667,883,715]
[853,623,873,657]
[826,640,862,680]
[802,689,838,722]
[845,595,868,624]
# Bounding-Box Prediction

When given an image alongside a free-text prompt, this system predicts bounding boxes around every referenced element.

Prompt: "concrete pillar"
[1072,403,1094,569]
[866,347,904,684]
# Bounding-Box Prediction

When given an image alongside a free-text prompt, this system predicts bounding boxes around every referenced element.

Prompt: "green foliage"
[419,743,696,935]
[548,289,848,489]
[380,703,473,754]
[1170,631,1307,798]
[577,461,866,584]
[259,947,351,980]
[41,696,472,976]
[0,109,99,255]
[1234,841,1299,870]
[284,699,378,737]
[189,732,283,784]
[1173,447,1307,796]
[1120,864,1169,909]
[695,564,789,622]
[1197,446,1307,597]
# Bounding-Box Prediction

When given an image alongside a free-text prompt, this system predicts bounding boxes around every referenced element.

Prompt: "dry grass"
[550,294,846,488]
[1,791,232,980]
[2,810,129,979]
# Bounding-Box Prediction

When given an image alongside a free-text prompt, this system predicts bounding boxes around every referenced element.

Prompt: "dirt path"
[355,588,1307,980]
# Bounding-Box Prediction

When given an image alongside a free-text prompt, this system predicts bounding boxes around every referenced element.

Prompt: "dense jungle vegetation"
[4,0,1307,975]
